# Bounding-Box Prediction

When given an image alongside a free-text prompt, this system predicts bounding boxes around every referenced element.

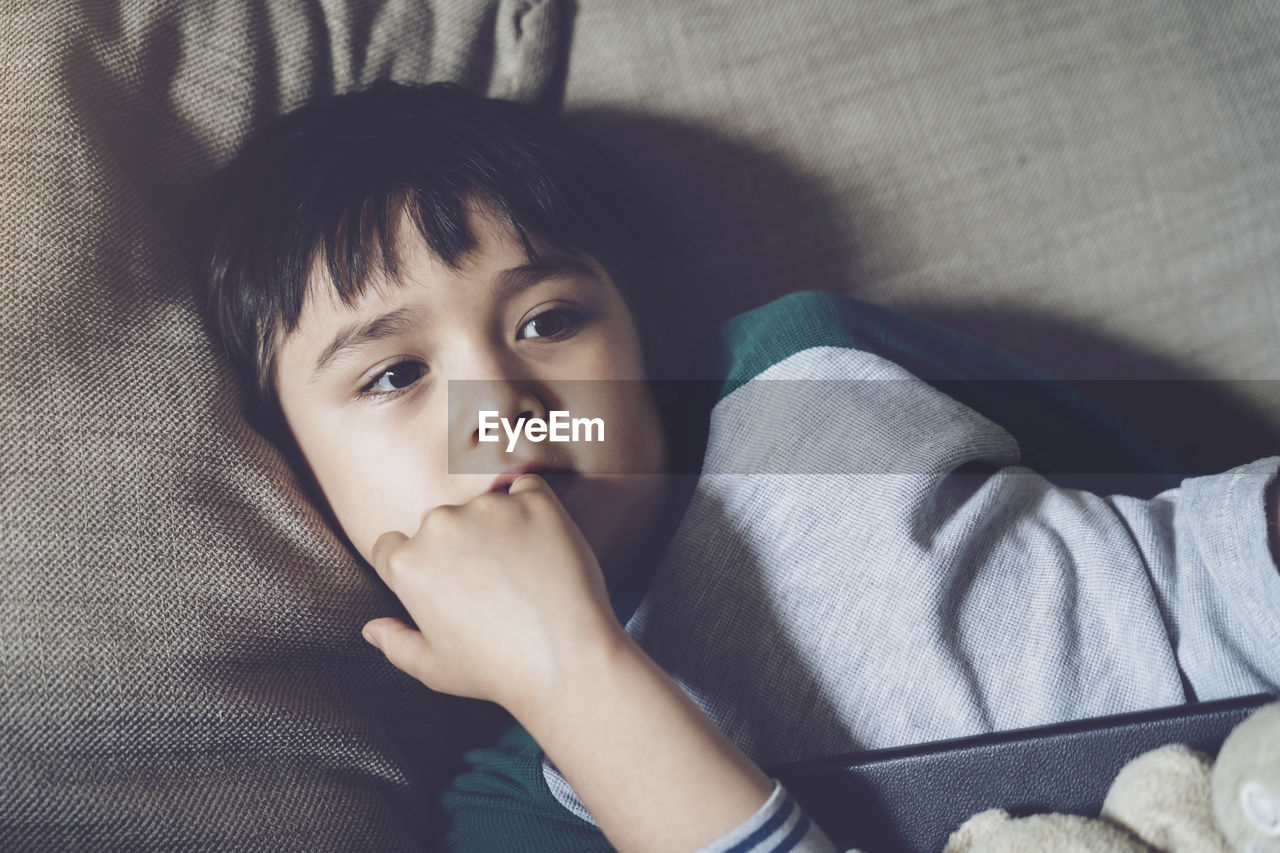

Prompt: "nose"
[463,382,543,445]
[447,368,551,472]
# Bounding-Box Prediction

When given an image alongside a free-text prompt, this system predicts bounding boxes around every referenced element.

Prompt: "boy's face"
[272,205,669,584]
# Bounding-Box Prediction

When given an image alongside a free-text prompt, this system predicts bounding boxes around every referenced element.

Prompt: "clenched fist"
[362,473,625,721]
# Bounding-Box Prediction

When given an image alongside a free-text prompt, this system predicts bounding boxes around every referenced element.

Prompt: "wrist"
[510,616,775,852]
[506,615,637,731]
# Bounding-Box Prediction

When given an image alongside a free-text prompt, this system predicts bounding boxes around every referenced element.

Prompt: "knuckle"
[518,488,553,513]
[470,491,504,512]
[420,502,457,528]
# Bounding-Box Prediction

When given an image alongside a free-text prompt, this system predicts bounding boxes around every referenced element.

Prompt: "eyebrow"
[312,304,431,378]
[493,257,598,299]
[310,257,601,378]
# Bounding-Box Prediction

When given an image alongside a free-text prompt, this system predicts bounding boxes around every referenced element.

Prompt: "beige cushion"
[563,0,1280,472]
[0,1,562,848]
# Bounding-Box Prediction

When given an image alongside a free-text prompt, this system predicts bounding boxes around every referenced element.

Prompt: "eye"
[517,308,583,341]
[359,360,427,397]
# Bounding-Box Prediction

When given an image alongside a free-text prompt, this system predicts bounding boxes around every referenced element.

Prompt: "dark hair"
[200,80,672,439]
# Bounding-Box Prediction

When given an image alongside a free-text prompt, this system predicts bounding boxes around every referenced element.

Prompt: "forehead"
[307,203,528,311]
[272,207,617,384]
[306,208,608,324]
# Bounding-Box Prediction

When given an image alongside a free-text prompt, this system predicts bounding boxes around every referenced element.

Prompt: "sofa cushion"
[0,1,562,848]
[562,0,1280,474]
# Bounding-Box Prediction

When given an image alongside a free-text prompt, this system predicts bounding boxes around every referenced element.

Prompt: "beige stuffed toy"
[944,703,1280,853]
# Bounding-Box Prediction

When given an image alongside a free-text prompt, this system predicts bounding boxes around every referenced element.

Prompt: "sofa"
[1,1,1276,849]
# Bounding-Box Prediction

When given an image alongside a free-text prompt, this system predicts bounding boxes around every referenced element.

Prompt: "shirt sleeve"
[695,779,854,853]
[542,342,1280,826]
[1089,454,1280,699]
[618,345,1280,754]
[794,346,1280,708]
[755,347,1280,710]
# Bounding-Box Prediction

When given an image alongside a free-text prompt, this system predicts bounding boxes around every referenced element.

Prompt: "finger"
[370,529,410,583]
[508,471,570,515]
[362,617,436,686]
[506,471,549,496]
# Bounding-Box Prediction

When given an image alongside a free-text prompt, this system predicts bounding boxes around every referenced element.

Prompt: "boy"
[202,80,1280,851]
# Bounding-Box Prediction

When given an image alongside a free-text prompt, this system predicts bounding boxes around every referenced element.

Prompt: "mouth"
[489,463,580,496]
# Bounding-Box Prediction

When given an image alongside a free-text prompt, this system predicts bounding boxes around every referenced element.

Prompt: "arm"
[361,473,835,853]
[632,344,1280,760]
[516,627,776,852]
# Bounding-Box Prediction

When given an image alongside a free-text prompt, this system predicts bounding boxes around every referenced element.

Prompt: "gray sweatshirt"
[544,342,1280,826]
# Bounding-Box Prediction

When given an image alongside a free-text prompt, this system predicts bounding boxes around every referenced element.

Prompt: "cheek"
[577,315,667,471]
[611,321,649,382]
[573,385,667,475]
[620,394,668,474]
[581,305,649,382]
[300,427,441,561]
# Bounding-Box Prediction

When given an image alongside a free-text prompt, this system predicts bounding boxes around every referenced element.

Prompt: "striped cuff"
[694,779,847,853]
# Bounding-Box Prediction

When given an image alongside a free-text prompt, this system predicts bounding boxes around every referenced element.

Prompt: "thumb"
[507,471,550,496]
[362,617,436,686]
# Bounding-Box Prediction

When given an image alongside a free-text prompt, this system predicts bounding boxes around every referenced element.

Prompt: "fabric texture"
[562,0,1280,475]
[945,739,1243,852]
[541,290,1280,826]
[1101,745,1231,853]
[439,723,612,852]
[0,1,563,849]
[694,780,843,853]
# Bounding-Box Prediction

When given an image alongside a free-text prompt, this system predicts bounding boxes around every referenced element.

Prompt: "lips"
[489,463,579,496]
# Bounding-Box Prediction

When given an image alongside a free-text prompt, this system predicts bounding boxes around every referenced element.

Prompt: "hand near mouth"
[362,471,616,716]
[361,472,778,853]
[489,462,578,495]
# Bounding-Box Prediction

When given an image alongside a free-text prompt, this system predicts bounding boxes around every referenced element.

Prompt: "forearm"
[513,626,775,853]
[362,475,787,850]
